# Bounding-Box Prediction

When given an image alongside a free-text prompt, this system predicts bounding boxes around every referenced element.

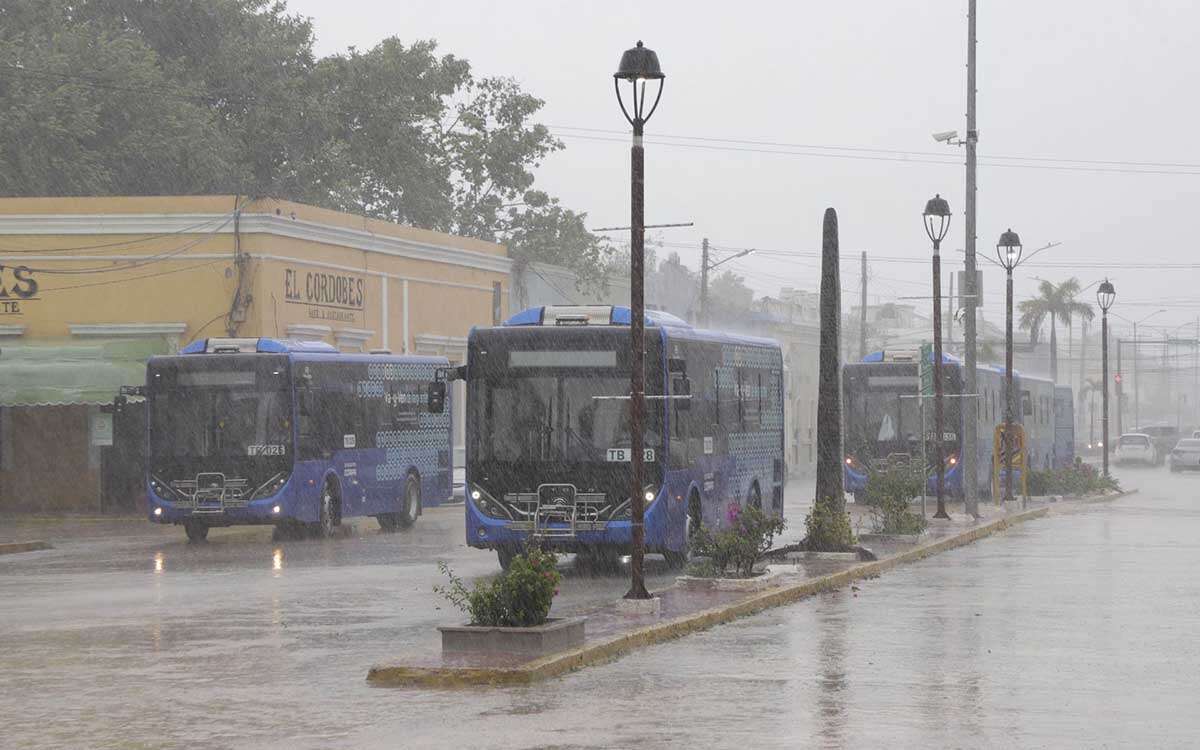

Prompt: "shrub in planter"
[863,463,927,535]
[688,504,786,578]
[862,462,925,507]
[803,499,856,551]
[435,547,561,627]
[1028,462,1121,496]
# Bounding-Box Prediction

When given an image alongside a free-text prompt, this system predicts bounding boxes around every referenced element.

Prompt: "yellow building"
[0,196,510,512]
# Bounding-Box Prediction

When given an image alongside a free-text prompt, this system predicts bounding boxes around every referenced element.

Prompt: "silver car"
[1169,439,1200,472]
[1114,433,1157,466]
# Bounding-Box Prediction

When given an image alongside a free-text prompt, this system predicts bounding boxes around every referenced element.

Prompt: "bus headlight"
[470,486,512,519]
[644,490,656,502]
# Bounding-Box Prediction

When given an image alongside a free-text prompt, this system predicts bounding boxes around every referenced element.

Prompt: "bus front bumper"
[148,488,292,526]
[465,493,673,552]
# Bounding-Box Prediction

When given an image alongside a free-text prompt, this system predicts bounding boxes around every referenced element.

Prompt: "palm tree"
[1018,278,1095,382]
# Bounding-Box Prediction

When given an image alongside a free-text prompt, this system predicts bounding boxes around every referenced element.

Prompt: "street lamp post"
[1097,279,1116,477]
[614,41,664,601]
[923,195,952,519]
[997,229,1023,505]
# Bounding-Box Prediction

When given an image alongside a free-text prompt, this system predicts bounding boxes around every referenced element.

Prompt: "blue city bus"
[843,349,1073,499]
[144,337,452,541]
[462,305,785,569]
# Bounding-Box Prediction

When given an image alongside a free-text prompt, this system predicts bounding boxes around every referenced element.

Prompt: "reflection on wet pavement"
[4,471,1200,748]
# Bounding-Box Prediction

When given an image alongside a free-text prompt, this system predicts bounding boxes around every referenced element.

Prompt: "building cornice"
[69,323,188,337]
[286,323,332,340]
[0,212,512,275]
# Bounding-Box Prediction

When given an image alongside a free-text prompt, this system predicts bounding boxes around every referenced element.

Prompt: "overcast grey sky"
[287,0,1200,337]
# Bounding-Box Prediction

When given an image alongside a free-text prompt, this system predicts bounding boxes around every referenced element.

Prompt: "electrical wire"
[11,214,234,274]
[0,212,236,254]
[37,258,226,293]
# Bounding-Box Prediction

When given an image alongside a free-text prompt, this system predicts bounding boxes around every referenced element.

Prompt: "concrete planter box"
[438,617,586,656]
[858,532,926,545]
[676,566,786,592]
[785,550,860,562]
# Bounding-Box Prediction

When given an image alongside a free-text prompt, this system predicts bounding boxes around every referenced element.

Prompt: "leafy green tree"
[0,0,611,283]
[1018,277,1095,382]
[0,23,239,195]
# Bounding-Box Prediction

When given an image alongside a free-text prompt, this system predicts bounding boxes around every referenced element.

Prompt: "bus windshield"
[474,374,658,463]
[148,355,293,477]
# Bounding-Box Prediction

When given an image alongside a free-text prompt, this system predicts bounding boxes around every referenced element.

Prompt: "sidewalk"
[369,492,1121,687]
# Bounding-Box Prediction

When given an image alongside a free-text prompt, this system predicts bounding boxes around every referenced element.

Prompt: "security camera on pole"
[613,41,664,604]
[923,194,952,519]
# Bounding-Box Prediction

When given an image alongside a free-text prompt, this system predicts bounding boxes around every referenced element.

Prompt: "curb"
[367,506,1049,688]
[1060,488,1138,506]
[0,540,53,555]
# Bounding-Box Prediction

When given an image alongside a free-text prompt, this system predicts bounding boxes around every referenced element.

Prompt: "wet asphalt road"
[2,469,1198,748]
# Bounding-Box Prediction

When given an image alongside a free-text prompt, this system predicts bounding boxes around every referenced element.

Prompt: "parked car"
[1135,424,1178,466]
[1169,439,1200,472]
[1114,433,1158,466]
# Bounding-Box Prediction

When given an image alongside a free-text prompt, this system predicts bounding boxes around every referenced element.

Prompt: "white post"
[401,279,410,354]
[381,277,389,351]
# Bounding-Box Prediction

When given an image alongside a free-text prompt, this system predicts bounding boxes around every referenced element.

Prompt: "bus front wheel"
[663,492,702,569]
[312,483,338,539]
[183,520,208,543]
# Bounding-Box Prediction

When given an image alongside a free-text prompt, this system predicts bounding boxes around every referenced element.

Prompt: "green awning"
[0,337,170,407]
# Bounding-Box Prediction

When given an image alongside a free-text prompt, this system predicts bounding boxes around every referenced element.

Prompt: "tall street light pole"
[961,0,981,519]
[997,229,1023,505]
[923,194,952,519]
[614,40,664,601]
[1097,279,1116,477]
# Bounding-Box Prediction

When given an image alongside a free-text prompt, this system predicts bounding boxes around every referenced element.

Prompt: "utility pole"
[1116,339,1124,436]
[1134,323,1140,429]
[948,270,955,351]
[859,251,868,360]
[1163,331,1171,424]
[961,0,980,518]
[699,241,752,328]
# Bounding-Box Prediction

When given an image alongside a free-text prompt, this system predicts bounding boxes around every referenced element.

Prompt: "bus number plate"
[606,448,655,462]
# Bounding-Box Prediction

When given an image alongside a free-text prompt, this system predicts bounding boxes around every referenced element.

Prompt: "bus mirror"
[673,377,691,411]
[427,381,447,414]
[668,357,687,374]
[1021,391,1033,416]
[298,390,313,417]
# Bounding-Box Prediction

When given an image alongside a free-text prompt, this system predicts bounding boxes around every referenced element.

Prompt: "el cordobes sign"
[283,267,365,324]
[0,264,38,315]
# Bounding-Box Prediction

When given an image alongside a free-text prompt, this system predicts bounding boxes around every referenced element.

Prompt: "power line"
[0,213,235,254]
[550,124,1200,173]
[11,214,234,274]
[38,258,226,293]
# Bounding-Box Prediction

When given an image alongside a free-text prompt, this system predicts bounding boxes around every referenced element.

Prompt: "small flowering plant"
[435,547,561,627]
[690,504,786,578]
